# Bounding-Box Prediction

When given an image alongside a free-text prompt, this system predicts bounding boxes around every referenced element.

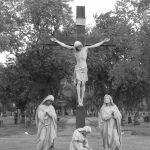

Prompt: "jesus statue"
[51,37,110,107]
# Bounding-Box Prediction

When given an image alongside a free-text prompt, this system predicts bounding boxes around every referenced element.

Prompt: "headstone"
[134,116,140,125]
[133,112,140,125]
[128,116,132,123]
[0,119,3,127]
[14,111,18,124]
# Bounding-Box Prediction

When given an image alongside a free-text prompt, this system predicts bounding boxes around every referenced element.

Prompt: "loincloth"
[74,66,88,84]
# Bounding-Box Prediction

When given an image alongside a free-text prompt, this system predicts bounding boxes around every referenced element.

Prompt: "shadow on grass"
[0,116,69,137]
[87,117,150,137]
[0,123,36,137]
[131,127,150,136]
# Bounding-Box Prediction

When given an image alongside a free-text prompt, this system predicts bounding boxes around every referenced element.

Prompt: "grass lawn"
[0,116,150,150]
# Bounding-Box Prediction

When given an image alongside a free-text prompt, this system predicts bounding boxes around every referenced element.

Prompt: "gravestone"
[0,119,3,127]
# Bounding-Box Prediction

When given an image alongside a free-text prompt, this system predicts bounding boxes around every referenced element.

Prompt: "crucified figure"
[51,37,110,107]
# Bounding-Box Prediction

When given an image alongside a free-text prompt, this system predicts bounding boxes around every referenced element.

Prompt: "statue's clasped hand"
[104,38,110,42]
[112,111,114,116]
[50,37,57,42]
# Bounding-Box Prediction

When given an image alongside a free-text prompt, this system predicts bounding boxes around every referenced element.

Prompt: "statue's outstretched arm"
[51,37,74,49]
[86,38,110,49]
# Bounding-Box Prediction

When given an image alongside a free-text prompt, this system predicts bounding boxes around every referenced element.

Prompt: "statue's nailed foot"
[50,144,55,149]
[78,103,83,107]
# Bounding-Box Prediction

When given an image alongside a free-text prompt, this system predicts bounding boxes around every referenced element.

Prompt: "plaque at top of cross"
[76,6,86,45]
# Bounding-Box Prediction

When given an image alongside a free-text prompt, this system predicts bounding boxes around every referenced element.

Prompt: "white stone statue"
[51,37,110,106]
[98,94,122,150]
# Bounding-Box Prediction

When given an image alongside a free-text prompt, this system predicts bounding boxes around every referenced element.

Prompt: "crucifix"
[51,7,109,107]
[51,6,110,128]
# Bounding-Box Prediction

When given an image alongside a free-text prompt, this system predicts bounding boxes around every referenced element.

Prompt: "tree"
[0,0,75,113]
[0,0,74,53]
[85,0,150,110]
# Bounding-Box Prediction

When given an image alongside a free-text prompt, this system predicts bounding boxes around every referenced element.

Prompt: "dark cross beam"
[75,6,86,129]
[39,37,115,47]
[76,6,86,45]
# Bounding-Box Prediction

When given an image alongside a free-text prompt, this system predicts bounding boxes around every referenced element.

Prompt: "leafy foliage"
[85,0,150,110]
[0,0,75,111]
[0,0,150,112]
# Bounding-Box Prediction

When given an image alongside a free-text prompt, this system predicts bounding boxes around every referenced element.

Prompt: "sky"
[69,0,117,26]
[0,51,11,64]
[0,0,117,64]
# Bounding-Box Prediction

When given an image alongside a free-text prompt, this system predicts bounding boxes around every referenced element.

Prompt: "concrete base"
[76,106,86,128]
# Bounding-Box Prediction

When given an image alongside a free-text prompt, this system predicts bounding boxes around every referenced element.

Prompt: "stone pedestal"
[76,106,86,128]
[0,120,3,127]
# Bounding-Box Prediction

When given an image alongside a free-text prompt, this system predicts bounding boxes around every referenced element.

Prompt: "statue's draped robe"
[35,104,57,150]
[70,128,89,150]
[98,104,122,150]
[73,48,88,84]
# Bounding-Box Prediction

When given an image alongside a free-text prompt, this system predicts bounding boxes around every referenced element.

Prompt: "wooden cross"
[75,6,86,128]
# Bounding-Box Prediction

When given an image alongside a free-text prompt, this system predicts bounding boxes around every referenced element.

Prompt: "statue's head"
[43,95,54,106]
[74,41,83,51]
[104,94,114,106]
[78,126,92,136]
